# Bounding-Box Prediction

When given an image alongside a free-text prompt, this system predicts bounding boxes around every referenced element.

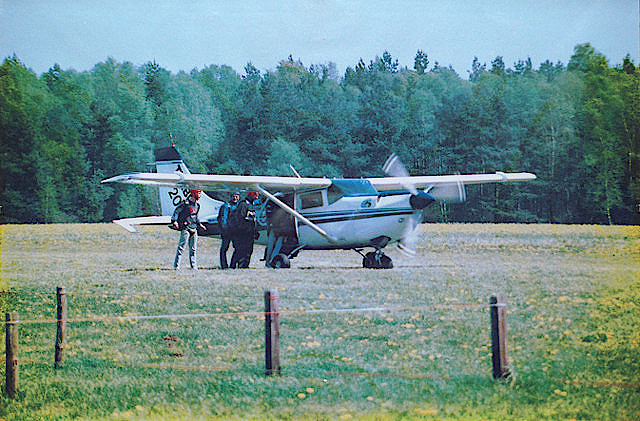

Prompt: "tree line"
[0,43,638,225]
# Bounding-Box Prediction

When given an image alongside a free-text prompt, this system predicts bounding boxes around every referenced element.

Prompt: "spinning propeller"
[382,153,467,255]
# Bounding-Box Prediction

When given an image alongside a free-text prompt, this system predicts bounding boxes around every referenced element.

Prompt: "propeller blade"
[397,211,420,256]
[383,153,418,195]
[397,241,416,256]
[426,175,467,203]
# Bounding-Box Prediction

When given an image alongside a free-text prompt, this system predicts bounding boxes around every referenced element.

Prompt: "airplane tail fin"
[154,145,222,220]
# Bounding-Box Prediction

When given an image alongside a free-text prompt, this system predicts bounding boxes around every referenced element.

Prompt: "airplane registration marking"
[168,187,190,206]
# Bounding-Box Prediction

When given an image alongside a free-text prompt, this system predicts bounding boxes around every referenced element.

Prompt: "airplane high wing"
[368,172,537,191]
[103,146,536,269]
[102,172,535,193]
[102,172,332,192]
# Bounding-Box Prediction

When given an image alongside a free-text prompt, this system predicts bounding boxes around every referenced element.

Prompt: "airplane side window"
[327,184,344,205]
[299,191,324,209]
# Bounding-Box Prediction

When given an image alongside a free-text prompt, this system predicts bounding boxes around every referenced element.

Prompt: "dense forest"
[0,44,638,225]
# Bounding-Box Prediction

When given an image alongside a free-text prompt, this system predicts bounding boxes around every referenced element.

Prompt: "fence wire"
[1,302,483,326]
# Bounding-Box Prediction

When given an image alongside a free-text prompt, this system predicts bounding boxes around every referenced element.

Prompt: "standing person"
[243,191,261,266]
[217,192,240,269]
[264,194,293,267]
[171,189,206,270]
[230,191,259,268]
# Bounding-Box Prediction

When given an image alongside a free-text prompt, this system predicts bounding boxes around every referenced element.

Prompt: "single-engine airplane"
[102,145,536,269]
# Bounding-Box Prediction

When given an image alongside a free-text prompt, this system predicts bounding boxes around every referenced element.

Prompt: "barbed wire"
[0,302,484,326]
[0,290,265,299]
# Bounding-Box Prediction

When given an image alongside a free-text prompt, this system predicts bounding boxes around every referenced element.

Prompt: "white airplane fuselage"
[291,193,415,249]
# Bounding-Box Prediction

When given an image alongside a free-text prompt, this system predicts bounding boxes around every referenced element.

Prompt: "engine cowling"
[409,191,435,210]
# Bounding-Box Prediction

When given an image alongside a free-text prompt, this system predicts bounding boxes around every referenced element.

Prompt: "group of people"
[170,189,260,270]
[217,191,260,269]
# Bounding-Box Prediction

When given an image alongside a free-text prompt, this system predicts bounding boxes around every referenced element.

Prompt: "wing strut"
[255,185,336,243]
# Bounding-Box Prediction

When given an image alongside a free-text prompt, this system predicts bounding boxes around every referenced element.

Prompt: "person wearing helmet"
[229,191,260,268]
[217,191,240,269]
[171,189,206,270]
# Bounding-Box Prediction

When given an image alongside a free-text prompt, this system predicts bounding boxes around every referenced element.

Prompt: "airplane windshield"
[327,179,377,204]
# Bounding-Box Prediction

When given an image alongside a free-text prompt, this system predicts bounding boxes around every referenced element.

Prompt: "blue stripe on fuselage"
[302,208,414,224]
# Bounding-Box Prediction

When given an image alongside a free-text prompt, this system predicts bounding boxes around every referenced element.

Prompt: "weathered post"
[5,312,18,398]
[490,294,509,379]
[55,287,67,369]
[264,289,281,376]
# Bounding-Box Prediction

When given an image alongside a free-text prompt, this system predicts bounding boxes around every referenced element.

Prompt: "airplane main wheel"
[363,252,377,268]
[363,252,393,269]
[378,253,393,269]
[270,253,291,269]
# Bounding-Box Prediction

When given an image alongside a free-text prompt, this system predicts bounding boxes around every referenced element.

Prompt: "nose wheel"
[362,250,393,269]
[268,253,291,269]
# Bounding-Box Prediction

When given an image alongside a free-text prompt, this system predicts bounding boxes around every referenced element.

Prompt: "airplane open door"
[262,192,300,262]
[268,193,298,239]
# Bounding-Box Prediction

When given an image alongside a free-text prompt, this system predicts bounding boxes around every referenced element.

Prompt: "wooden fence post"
[55,287,67,369]
[264,289,280,376]
[5,312,18,398]
[490,294,509,379]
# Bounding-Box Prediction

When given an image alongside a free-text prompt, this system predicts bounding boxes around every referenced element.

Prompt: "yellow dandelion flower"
[297,393,306,399]
[306,387,314,394]
[414,408,438,416]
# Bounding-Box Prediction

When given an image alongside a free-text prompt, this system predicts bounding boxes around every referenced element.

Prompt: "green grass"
[1,223,639,420]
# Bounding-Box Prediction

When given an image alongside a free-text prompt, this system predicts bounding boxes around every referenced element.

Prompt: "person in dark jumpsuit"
[217,192,239,269]
[230,191,259,268]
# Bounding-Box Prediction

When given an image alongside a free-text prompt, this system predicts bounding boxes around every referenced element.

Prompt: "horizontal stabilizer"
[113,216,171,233]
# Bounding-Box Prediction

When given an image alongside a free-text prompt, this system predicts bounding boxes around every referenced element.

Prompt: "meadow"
[0,223,638,420]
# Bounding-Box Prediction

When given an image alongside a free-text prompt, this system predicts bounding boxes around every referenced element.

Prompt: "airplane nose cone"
[409,192,435,210]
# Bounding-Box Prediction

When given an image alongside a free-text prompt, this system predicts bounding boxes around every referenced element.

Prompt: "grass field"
[0,223,639,420]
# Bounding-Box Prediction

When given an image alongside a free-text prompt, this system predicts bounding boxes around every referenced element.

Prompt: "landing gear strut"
[361,250,393,269]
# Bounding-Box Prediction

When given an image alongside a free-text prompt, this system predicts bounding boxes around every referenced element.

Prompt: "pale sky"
[1,0,638,78]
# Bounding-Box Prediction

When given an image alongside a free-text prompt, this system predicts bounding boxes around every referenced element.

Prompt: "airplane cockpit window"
[327,184,343,205]
[299,191,324,209]
[328,179,377,205]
